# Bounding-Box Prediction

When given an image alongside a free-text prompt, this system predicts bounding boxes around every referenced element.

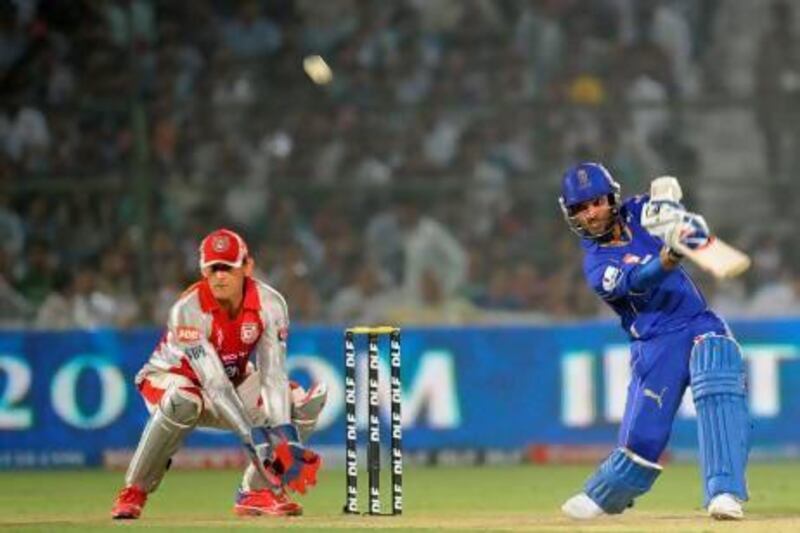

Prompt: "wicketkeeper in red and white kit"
[111,228,328,519]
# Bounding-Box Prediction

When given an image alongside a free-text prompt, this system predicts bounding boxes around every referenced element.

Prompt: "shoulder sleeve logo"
[602,265,621,292]
[277,326,289,342]
[176,326,200,343]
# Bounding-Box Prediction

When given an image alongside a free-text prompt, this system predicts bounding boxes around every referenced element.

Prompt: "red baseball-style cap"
[199,228,249,269]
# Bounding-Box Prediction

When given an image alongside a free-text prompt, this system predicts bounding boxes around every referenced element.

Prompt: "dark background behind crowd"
[3,0,800,329]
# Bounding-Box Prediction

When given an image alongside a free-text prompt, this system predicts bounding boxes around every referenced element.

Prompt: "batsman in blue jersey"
[558,163,750,521]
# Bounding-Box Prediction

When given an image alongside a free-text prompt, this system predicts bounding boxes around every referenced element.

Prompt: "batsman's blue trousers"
[617,311,728,463]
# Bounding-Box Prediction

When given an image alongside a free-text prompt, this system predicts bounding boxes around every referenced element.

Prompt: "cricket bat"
[649,177,751,279]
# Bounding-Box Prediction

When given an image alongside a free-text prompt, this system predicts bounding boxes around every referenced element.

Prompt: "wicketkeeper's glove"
[250,424,321,494]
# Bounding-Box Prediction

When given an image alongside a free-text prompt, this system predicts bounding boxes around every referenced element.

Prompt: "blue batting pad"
[585,448,662,513]
[690,334,750,505]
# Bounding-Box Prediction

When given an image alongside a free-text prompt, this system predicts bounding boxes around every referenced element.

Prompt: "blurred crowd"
[2,0,800,329]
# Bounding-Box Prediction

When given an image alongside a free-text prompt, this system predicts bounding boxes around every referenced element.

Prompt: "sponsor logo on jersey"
[622,253,641,264]
[219,351,247,379]
[176,326,200,343]
[602,265,621,292]
[241,322,259,344]
[185,345,206,361]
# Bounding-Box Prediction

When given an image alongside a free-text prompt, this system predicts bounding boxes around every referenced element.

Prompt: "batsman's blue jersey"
[581,195,712,340]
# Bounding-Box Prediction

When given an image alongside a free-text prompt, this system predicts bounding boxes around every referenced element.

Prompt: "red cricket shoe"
[111,485,147,519]
[234,488,303,516]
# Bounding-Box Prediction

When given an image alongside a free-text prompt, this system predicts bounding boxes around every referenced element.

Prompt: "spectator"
[748,271,800,317]
[0,248,33,326]
[70,264,127,329]
[328,261,397,324]
[16,240,57,307]
[383,267,479,325]
[220,0,282,59]
[0,193,24,259]
[0,0,795,326]
[755,0,800,212]
[33,269,75,329]
[366,194,467,305]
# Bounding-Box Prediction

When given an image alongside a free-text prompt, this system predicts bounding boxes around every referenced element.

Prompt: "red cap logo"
[212,235,230,253]
[199,229,248,269]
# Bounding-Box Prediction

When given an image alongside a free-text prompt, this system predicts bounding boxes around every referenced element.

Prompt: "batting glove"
[667,211,711,253]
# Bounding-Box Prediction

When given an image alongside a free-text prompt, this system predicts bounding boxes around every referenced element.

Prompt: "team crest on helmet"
[241,322,259,343]
[577,168,590,188]
[212,235,230,252]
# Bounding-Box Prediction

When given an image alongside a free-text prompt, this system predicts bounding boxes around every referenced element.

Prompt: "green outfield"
[1,463,799,532]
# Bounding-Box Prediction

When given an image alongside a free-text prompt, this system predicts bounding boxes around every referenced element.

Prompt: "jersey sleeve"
[624,194,649,221]
[585,258,645,302]
[255,286,291,426]
[167,300,254,441]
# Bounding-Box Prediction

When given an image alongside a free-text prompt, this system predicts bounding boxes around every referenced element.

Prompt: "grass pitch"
[1,463,799,532]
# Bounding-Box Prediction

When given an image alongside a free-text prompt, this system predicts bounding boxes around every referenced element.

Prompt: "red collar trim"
[242,277,261,311]
[197,279,220,312]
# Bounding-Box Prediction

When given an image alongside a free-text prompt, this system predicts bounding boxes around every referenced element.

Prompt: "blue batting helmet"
[558,162,621,238]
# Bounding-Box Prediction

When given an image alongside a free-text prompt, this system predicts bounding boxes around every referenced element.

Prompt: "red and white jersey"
[137,276,291,429]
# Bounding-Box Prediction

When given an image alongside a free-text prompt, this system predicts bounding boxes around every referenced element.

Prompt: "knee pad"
[585,448,662,514]
[291,382,327,443]
[125,387,201,492]
[690,334,750,505]
[159,386,203,427]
